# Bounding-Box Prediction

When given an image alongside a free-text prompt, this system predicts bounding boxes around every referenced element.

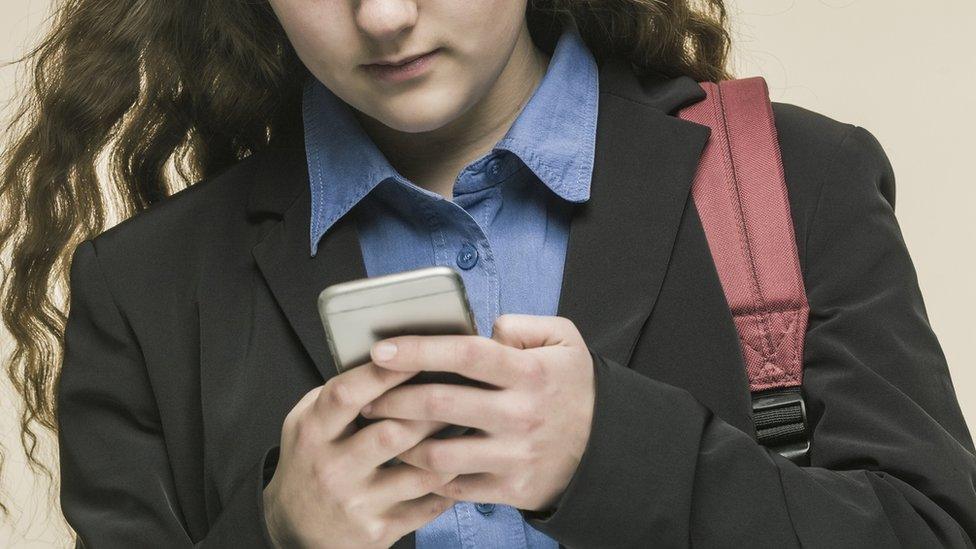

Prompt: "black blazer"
[57,56,976,548]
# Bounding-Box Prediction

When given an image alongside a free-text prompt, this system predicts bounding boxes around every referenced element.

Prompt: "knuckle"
[374,421,403,452]
[508,469,535,495]
[511,474,531,496]
[515,440,538,465]
[441,495,456,512]
[444,478,465,500]
[432,496,452,517]
[510,400,543,434]
[323,378,355,409]
[492,314,516,336]
[423,444,450,472]
[521,356,547,386]
[361,519,388,545]
[414,469,440,493]
[339,493,367,515]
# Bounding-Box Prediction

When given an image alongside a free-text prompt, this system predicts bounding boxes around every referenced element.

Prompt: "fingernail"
[372,341,397,362]
[361,404,373,416]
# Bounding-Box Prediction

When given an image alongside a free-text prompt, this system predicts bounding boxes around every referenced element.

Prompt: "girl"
[1,1,973,547]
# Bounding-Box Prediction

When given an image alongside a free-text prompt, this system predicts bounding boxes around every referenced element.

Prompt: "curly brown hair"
[0,0,731,518]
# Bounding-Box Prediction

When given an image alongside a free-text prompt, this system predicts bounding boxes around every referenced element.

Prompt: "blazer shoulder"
[770,101,892,186]
[767,101,896,269]
[75,147,278,314]
[85,149,268,268]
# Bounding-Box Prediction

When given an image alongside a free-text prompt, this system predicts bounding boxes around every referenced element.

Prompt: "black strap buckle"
[751,387,810,464]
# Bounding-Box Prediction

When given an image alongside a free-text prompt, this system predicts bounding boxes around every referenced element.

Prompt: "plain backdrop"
[1,1,973,546]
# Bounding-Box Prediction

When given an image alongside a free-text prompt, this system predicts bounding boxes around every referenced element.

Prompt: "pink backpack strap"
[678,77,811,463]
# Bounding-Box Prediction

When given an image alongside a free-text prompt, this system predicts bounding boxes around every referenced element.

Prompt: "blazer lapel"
[248,129,368,382]
[555,57,711,368]
[245,56,712,385]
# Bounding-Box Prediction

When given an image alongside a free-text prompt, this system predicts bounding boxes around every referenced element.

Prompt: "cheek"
[451,1,525,54]
[289,35,360,109]
[273,2,357,79]
[443,6,526,97]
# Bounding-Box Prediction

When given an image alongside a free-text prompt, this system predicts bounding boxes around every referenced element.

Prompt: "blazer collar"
[246,55,711,382]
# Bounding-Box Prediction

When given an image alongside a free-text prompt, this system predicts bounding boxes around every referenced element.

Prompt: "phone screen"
[318,266,482,440]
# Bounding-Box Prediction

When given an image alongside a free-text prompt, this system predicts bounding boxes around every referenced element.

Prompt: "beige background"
[1,0,973,546]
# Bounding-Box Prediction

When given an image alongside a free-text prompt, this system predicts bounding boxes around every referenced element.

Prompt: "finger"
[370,334,520,388]
[362,383,505,433]
[369,462,458,504]
[431,473,503,505]
[397,431,504,475]
[341,417,450,469]
[490,314,583,349]
[382,493,456,537]
[312,362,419,438]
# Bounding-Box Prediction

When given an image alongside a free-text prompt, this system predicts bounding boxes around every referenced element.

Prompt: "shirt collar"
[304,15,599,257]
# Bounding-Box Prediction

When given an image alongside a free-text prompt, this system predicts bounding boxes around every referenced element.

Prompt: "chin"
[371,90,470,134]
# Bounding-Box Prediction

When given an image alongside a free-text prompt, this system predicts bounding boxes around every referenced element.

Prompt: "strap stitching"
[716,82,779,365]
[735,309,804,384]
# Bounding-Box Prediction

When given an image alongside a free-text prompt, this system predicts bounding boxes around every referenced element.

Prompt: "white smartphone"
[317,265,481,439]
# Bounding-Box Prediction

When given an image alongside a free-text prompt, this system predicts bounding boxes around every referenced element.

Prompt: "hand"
[361,314,596,512]
[262,362,459,549]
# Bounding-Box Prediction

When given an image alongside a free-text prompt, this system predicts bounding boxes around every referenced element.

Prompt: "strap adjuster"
[751,387,810,464]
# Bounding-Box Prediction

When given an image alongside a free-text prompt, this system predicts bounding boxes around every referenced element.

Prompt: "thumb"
[489,314,581,349]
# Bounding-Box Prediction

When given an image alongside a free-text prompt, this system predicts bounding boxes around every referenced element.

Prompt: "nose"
[356,0,419,41]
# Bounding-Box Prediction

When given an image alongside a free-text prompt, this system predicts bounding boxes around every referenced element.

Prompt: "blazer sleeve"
[522,125,976,547]
[57,239,278,547]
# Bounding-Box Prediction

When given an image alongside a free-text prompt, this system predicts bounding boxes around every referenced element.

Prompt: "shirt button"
[486,158,500,176]
[475,502,495,515]
[456,243,479,270]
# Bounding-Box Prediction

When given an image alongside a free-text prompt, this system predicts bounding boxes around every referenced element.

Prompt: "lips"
[362,49,440,83]
[373,51,430,66]
[366,48,440,67]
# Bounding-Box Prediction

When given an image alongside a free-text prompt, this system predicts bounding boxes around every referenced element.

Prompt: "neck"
[353,23,551,200]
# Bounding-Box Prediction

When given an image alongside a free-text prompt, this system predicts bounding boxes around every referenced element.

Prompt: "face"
[268,0,534,134]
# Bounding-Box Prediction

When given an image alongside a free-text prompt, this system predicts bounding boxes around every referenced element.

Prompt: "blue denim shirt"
[303,16,598,548]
